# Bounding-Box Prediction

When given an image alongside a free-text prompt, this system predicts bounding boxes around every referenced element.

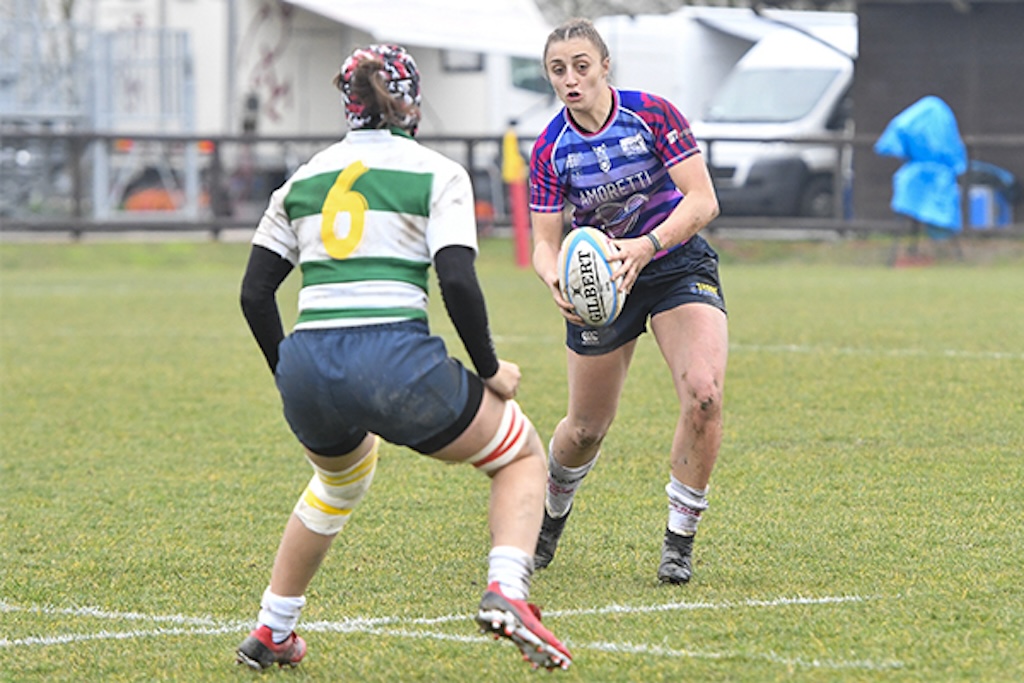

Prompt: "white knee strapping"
[293,437,379,536]
[466,400,530,474]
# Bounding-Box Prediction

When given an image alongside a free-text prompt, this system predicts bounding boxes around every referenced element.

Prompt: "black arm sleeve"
[434,245,500,380]
[239,244,294,374]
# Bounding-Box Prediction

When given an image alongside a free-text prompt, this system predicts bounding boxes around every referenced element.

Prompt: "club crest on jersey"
[619,133,648,157]
[592,144,612,173]
[566,151,584,183]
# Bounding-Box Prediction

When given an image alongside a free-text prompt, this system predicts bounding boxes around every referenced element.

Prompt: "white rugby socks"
[545,448,599,518]
[487,546,533,600]
[666,475,708,537]
[258,587,306,643]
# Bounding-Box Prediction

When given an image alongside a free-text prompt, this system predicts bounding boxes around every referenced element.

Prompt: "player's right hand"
[484,359,521,400]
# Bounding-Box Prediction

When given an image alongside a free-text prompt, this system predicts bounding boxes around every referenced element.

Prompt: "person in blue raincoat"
[874,95,967,237]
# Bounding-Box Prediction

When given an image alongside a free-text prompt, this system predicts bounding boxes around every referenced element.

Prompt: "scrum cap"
[338,44,421,133]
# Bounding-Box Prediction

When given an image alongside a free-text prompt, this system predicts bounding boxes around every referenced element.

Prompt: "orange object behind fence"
[502,127,531,268]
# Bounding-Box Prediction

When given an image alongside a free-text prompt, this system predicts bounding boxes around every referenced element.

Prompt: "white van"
[692,24,856,218]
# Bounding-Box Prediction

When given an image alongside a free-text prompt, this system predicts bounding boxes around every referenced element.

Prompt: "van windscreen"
[703,68,839,123]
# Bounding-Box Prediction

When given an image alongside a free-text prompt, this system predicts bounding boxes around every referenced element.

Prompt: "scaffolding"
[0,2,197,220]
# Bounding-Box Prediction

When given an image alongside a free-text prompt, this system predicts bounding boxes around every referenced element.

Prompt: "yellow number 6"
[321,162,369,259]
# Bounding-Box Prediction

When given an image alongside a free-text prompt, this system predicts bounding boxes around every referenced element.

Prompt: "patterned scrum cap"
[338,44,421,133]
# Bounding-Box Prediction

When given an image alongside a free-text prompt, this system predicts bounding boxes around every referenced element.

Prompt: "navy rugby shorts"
[566,233,727,355]
[275,320,482,456]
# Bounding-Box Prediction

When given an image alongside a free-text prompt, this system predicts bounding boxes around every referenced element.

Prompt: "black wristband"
[645,231,663,252]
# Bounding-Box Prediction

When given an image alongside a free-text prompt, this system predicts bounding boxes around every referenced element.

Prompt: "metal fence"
[0,130,511,238]
[1,129,1022,241]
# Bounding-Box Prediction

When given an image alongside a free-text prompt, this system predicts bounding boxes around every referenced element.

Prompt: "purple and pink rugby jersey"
[529,88,702,245]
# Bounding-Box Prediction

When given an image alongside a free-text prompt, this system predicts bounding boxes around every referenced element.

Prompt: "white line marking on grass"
[0,600,232,627]
[541,593,874,619]
[732,343,1024,361]
[297,593,876,630]
[0,594,902,670]
[0,626,242,648]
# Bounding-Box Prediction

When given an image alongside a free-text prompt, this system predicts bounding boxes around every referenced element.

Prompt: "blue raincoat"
[874,96,967,234]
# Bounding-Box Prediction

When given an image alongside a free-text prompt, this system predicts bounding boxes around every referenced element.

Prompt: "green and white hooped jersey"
[252,128,478,330]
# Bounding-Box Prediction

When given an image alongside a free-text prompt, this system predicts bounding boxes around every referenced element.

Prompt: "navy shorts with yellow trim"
[565,233,727,356]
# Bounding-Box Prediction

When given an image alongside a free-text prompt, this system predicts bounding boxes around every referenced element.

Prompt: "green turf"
[1,236,1022,682]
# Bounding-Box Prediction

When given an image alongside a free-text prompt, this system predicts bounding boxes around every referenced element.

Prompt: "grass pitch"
[1,235,1022,682]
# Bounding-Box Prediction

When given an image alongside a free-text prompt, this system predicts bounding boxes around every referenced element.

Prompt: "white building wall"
[43,0,552,137]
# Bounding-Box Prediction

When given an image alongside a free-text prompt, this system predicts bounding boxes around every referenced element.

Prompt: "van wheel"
[799,176,834,218]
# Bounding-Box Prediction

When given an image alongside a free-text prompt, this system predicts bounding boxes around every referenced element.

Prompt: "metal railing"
[1,130,1022,240]
[0,130,512,236]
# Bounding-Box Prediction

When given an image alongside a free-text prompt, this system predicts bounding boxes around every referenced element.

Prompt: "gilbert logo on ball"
[558,227,626,328]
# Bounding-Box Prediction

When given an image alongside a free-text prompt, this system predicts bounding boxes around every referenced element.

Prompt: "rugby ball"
[557,227,626,328]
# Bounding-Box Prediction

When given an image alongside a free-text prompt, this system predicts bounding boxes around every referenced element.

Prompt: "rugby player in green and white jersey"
[235,44,571,673]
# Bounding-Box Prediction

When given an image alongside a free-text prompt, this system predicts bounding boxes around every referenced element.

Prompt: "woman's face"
[544,37,609,114]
